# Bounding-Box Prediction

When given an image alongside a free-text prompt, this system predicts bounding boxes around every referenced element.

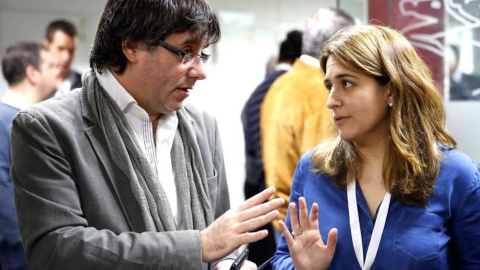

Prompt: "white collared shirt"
[299,54,321,68]
[54,70,82,96]
[54,71,73,97]
[95,68,181,227]
[274,63,293,72]
[55,79,71,97]
[1,89,30,110]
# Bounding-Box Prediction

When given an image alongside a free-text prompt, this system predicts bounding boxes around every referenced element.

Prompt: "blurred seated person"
[448,44,480,100]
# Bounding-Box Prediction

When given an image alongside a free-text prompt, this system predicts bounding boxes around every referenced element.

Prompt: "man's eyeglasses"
[156,40,209,67]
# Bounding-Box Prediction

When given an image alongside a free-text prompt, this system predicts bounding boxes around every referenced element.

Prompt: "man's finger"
[239,260,257,270]
[237,229,269,246]
[237,187,276,212]
[239,210,279,232]
[237,198,283,221]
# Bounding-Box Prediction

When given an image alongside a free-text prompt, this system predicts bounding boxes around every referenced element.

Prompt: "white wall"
[445,103,480,162]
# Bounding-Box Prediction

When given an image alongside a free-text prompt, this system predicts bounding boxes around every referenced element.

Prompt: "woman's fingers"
[289,202,301,235]
[309,203,320,232]
[279,220,295,247]
[326,228,338,257]
[298,197,308,231]
[278,198,338,270]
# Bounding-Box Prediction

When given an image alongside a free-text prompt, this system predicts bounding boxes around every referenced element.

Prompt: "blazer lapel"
[81,91,146,232]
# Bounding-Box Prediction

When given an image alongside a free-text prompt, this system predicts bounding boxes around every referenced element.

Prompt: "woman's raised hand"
[278,197,337,270]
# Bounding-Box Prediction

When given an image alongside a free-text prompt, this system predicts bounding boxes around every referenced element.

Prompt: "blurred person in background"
[448,44,480,100]
[0,42,58,270]
[264,55,279,77]
[241,29,302,269]
[43,19,82,96]
[260,7,354,244]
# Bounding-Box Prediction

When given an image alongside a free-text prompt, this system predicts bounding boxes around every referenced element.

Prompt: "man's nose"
[189,61,207,80]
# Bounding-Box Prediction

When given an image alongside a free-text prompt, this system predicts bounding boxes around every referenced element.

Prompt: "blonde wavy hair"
[312,25,456,207]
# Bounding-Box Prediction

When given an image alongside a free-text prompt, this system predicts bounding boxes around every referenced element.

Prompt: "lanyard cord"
[347,180,391,270]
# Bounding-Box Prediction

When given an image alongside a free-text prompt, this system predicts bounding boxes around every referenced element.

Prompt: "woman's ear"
[386,81,396,107]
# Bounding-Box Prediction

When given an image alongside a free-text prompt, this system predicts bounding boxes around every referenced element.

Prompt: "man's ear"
[42,38,50,48]
[25,65,40,85]
[122,39,141,64]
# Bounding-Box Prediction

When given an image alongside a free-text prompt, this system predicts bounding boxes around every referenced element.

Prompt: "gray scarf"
[85,70,213,237]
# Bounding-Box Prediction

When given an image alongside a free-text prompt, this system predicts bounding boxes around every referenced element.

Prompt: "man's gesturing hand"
[200,187,284,263]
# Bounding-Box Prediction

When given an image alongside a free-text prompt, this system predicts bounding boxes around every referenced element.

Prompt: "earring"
[388,101,393,108]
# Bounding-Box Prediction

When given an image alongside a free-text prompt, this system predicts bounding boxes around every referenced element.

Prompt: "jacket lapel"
[81,90,147,232]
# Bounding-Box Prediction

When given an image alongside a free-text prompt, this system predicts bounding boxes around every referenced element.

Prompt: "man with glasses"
[10,0,283,269]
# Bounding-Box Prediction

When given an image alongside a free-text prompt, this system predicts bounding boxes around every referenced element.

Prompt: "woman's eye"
[325,84,332,92]
[343,81,353,88]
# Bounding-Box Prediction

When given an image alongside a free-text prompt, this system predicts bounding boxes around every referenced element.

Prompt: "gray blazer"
[11,88,231,270]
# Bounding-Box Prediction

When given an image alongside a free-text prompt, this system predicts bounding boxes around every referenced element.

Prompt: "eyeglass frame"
[156,39,210,66]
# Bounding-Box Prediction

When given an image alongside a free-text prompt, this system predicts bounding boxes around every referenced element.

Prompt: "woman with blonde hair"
[272,24,480,270]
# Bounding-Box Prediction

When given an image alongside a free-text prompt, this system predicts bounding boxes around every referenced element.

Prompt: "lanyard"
[347,180,391,270]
